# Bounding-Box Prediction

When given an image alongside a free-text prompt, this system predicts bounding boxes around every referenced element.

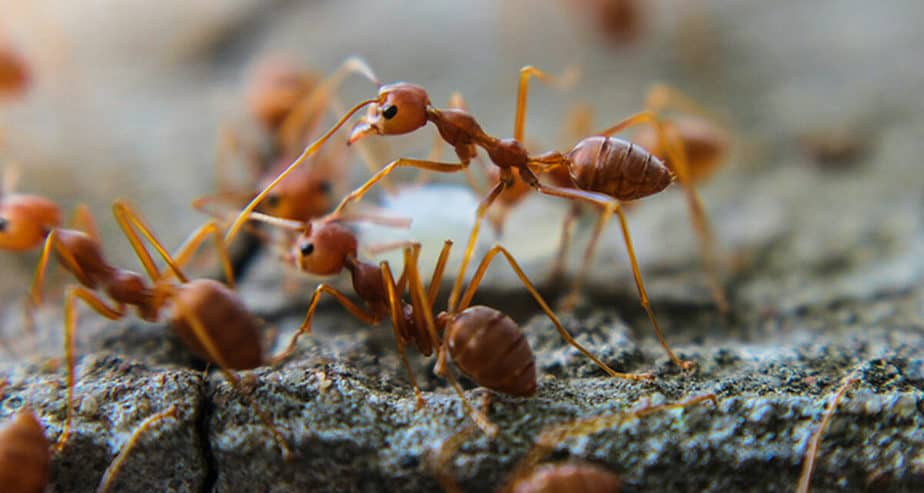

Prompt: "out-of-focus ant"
[0,379,181,493]
[432,393,717,492]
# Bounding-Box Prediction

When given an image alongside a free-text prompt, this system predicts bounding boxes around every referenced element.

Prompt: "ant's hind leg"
[459,244,652,382]
[598,110,728,314]
[166,220,236,288]
[269,283,379,365]
[57,286,127,451]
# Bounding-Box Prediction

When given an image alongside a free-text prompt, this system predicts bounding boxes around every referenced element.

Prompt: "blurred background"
[1,0,923,356]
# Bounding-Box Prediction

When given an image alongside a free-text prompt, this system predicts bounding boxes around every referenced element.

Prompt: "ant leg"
[797,370,860,493]
[559,201,607,310]
[111,201,187,283]
[447,181,506,313]
[331,157,468,216]
[400,246,497,435]
[431,423,476,493]
[513,65,581,142]
[430,393,491,493]
[547,202,581,287]
[516,393,717,476]
[173,299,293,460]
[57,286,127,451]
[95,405,179,493]
[381,260,426,408]
[70,204,100,241]
[598,110,728,314]
[327,93,399,195]
[426,240,454,309]
[164,220,236,288]
[529,182,694,370]
[31,230,90,305]
[227,98,379,243]
[269,284,380,365]
[460,244,652,381]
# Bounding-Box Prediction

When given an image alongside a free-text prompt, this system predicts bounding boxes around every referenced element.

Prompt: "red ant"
[226,62,702,371]
[0,380,49,493]
[433,393,717,492]
[0,36,29,99]
[0,379,180,493]
[561,0,646,45]
[538,84,730,310]
[251,212,652,436]
[27,200,291,458]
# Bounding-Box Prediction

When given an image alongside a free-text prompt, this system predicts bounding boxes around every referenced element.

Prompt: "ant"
[0,379,180,493]
[540,84,730,310]
[0,381,49,493]
[28,200,292,459]
[253,212,652,436]
[796,368,860,493]
[562,0,645,45]
[432,392,717,492]
[0,36,29,99]
[226,62,700,371]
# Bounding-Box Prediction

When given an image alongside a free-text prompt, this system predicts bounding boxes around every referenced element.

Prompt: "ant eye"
[0,217,7,232]
[318,181,332,194]
[382,105,398,120]
[265,194,281,208]
[299,242,315,256]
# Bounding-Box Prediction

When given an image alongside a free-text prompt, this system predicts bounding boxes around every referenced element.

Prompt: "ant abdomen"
[443,305,537,397]
[170,279,263,370]
[567,135,672,201]
[0,410,50,493]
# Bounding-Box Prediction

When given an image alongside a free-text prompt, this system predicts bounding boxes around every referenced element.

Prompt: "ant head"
[349,82,431,144]
[258,157,338,222]
[290,221,357,276]
[0,195,61,251]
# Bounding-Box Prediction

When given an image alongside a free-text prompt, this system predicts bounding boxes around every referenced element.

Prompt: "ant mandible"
[28,200,291,459]
[432,392,717,492]
[225,62,695,371]
[252,212,652,436]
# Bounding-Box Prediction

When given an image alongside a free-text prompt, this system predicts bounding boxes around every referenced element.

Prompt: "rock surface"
[1,0,924,492]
